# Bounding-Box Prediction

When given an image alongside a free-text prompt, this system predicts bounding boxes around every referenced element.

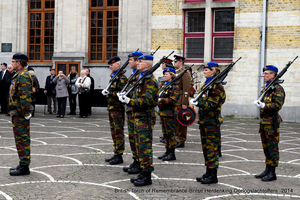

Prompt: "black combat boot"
[105,155,115,162]
[158,148,170,160]
[218,145,222,157]
[128,161,142,174]
[130,171,145,183]
[255,164,270,178]
[160,136,164,140]
[133,171,152,186]
[163,148,176,161]
[9,165,30,176]
[262,166,277,181]
[123,159,137,172]
[196,167,209,182]
[201,168,218,184]
[109,155,123,165]
[10,164,21,172]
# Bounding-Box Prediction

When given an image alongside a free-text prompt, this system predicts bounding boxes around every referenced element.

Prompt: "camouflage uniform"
[197,83,226,169]
[259,84,285,167]
[9,67,33,166]
[128,75,158,172]
[107,73,128,156]
[158,84,180,149]
[125,78,138,161]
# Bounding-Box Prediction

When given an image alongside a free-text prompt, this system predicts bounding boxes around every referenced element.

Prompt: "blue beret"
[204,62,219,68]
[108,56,121,64]
[128,51,143,58]
[263,65,278,73]
[12,53,28,61]
[163,68,176,74]
[138,55,153,61]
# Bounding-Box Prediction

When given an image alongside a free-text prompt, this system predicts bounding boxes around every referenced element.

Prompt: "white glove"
[253,100,265,108]
[102,89,109,96]
[119,95,130,104]
[117,93,121,97]
[25,114,32,120]
[158,98,161,102]
[190,99,198,106]
[119,92,125,96]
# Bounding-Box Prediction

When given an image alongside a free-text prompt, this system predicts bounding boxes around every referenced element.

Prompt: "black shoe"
[9,165,30,176]
[160,139,165,143]
[123,160,137,172]
[218,145,222,157]
[131,172,144,183]
[255,164,270,179]
[109,155,123,165]
[262,166,277,181]
[5,114,10,116]
[67,112,72,115]
[196,167,209,182]
[56,115,60,118]
[128,161,142,174]
[158,149,170,160]
[10,165,21,172]
[176,142,184,148]
[160,136,164,140]
[133,171,152,186]
[163,148,176,161]
[105,155,115,162]
[201,168,218,184]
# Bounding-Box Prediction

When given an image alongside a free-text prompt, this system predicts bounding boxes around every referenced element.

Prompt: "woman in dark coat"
[67,66,78,115]
[28,69,40,117]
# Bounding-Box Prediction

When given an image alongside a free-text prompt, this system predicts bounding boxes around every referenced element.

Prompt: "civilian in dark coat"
[44,69,57,114]
[86,68,94,115]
[5,65,16,116]
[0,63,10,114]
[28,69,40,117]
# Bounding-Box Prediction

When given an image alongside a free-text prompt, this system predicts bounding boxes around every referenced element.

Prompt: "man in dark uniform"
[9,53,33,176]
[86,68,94,116]
[253,65,285,182]
[102,56,128,165]
[173,55,191,148]
[119,54,158,186]
[44,69,57,114]
[0,62,10,114]
[122,51,143,174]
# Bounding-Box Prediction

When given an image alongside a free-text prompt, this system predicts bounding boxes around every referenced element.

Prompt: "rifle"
[159,64,194,98]
[124,51,175,97]
[119,46,161,95]
[191,65,203,81]
[192,57,242,103]
[258,56,298,102]
[103,48,139,91]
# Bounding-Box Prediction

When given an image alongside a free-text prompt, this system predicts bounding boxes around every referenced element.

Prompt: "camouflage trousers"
[200,124,219,169]
[108,110,125,156]
[127,112,138,160]
[259,124,280,167]
[12,116,31,166]
[133,112,156,172]
[160,116,177,149]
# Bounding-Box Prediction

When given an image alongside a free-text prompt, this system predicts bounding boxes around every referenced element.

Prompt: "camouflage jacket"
[259,83,285,125]
[197,83,226,125]
[107,73,128,111]
[125,74,138,113]
[9,67,33,118]
[128,74,158,118]
[158,83,180,117]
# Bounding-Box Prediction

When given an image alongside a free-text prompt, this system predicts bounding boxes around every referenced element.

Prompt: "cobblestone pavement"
[0,112,300,200]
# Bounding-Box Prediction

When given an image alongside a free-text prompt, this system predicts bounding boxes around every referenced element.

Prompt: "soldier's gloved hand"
[253,100,265,108]
[101,89,109,96]
[119,95,130,104]
[158,98,161,102]
[117,93,121,97]
[190,99,198,106]
[25,114,32,120]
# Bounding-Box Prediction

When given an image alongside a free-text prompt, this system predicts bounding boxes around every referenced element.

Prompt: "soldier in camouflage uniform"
[253,65,285,182]
[102,56,128,165]
[157,68,180,161]
[190,62,226,184]
[119,54,158,186]
[9,53,33,176]
[122,51,143,174]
